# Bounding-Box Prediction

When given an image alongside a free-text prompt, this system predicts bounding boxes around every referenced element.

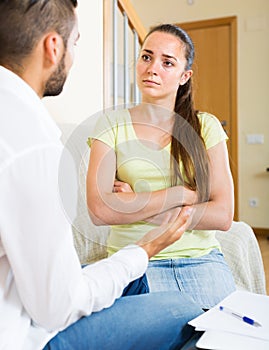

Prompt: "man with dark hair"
[0,1,202,349]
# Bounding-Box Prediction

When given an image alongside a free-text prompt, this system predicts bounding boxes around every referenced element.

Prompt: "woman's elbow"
[87,204,105,225]
[87,198,112,225]
[221,218,233,231]
[219,208,233,231]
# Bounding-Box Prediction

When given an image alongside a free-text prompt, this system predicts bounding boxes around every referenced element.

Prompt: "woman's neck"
[131,104,173,123]
[141,95,175,112]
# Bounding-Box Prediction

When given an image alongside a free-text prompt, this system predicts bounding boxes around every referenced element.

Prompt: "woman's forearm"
[87,185,197,226]
[188,196,234,231]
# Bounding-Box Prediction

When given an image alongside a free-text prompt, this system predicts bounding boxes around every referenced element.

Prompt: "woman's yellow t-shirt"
[88,109,228,259]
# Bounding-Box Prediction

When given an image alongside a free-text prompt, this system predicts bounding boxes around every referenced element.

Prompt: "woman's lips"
[142,79,160,86]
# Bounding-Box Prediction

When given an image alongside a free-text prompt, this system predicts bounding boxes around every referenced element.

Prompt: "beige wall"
[43,1,103,124]
[132,0,269,228]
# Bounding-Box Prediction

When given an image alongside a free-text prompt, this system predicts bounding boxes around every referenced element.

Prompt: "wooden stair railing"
[117,0,147,43]
[103,0,147,109]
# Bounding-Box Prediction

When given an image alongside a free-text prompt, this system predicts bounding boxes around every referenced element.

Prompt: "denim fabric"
[121,274,149,296]
[43,290,203,350]
[146,249,236,309]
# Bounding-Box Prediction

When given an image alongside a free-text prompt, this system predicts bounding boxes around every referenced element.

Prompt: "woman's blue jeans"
[43,276,203,350]
[147,249,236,310]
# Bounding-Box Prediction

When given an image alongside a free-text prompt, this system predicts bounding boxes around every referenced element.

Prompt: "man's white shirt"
[0,66,148,350]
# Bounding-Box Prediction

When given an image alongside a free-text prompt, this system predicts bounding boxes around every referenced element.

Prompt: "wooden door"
[177,17,238,220]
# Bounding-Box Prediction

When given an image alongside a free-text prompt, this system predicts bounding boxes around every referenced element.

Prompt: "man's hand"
[145,207,183,225]
[136,206,193,259]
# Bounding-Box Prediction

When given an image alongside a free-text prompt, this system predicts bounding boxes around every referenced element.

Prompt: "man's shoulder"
[0,94,61,155]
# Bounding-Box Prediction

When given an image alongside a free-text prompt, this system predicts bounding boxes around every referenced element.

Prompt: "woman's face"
[136,31,192,106]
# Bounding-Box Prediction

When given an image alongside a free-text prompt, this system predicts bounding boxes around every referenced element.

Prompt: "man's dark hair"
[0,0,78,72]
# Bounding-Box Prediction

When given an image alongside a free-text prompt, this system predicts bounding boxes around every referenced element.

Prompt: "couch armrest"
[216,221,266,294]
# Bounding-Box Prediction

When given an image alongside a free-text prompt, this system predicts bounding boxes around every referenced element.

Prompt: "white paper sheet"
[196,330,269,350]
[189,290,269,348]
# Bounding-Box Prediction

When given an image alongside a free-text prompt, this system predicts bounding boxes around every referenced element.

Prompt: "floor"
[256,234,269,294]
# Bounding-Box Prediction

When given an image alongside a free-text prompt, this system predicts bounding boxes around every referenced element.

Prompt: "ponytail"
[171,79,209,202]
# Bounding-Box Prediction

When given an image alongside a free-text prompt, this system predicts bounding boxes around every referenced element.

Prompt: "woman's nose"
[147,61,158,75]
[147,70,157,76]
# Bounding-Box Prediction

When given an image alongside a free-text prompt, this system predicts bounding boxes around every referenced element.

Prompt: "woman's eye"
[163,61,173,67]
[142,54,151,61]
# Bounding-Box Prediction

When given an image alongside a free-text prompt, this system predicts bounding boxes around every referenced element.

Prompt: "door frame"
[177,17,238,220]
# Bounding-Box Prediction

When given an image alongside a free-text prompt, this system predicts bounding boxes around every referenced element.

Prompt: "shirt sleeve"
[87,113,117,150]
[0,144,148,332]
[199,112,228,150]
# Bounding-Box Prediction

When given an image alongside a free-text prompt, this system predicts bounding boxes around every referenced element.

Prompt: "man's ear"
[179,70,193,86]
[43,32,64,67]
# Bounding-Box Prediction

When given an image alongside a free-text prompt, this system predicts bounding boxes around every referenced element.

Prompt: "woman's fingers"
[113,180,133,193]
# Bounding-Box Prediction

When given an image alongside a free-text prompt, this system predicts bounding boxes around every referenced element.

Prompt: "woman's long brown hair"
[144,24,210,202]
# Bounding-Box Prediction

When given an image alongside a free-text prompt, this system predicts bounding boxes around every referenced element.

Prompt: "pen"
[219,306,262,327]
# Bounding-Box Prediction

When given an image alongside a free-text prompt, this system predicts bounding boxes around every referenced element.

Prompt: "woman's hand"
[113,180,133,193]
